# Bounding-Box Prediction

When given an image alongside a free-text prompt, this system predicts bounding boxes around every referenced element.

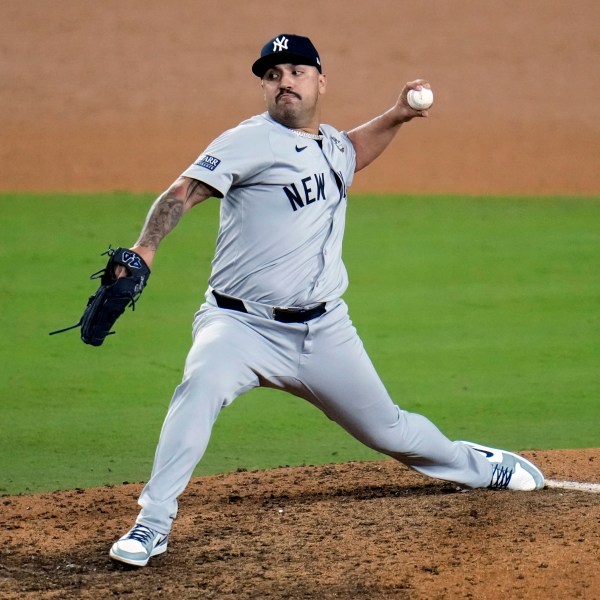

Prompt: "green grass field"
[1,193,598,495]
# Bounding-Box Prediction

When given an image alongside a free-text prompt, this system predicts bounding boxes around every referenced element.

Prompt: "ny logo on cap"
[273,36,289,52]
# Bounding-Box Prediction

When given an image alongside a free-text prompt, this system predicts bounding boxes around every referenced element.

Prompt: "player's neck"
[270,108,321,137]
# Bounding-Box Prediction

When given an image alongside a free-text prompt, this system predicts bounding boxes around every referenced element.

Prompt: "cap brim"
[252,52,321,77]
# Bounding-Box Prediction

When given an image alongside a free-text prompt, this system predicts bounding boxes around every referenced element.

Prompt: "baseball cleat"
[461,441,545,491]
[109,524,169,567]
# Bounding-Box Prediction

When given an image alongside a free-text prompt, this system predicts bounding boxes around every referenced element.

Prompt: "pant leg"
[136,307,264,534]
[297,301,492,488]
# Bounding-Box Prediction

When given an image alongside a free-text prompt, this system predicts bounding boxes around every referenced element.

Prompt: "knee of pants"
[170,374,236,423]
[173,355,259,419]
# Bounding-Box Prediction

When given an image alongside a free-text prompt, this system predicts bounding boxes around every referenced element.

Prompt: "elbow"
[167,176,215,211]
[165,177,189,203]
[164,177,198,214]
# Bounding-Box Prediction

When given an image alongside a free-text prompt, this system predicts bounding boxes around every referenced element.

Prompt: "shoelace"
[126,525,156,544]
[488,464,514,489]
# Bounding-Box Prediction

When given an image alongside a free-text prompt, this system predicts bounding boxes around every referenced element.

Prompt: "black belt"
[212,290,326,324]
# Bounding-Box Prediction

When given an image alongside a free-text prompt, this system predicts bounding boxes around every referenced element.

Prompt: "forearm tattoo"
[186,179,208,204]
[136,192,185,250]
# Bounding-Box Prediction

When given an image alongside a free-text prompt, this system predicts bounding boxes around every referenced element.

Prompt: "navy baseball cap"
[252,34,322,78]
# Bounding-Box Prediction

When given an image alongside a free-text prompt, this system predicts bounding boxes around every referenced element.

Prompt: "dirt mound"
[2,449,598,599]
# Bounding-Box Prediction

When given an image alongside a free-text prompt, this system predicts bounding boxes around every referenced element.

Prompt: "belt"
[212,290,326,324]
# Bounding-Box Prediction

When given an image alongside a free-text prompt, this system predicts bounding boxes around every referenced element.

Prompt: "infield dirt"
[2,451,599,599]
[2,1,599,598]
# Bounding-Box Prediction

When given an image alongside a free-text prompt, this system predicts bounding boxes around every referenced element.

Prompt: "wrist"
[390,104,417,125]
[130,245,155,268]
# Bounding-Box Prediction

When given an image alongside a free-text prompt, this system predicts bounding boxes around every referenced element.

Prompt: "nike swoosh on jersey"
[295,145,307,152]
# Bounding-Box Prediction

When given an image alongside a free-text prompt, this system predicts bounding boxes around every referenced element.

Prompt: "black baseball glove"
[50,247,151,346]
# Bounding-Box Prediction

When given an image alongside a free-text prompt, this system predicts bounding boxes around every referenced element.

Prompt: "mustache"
[277,89,301,101]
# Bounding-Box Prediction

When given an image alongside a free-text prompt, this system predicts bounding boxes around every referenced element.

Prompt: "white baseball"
[407,87,433,110]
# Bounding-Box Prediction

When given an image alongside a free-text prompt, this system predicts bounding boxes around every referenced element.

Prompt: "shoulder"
[215,114,274,146]
[320,124,352,146]
[202,114,274,165]
[220,113,301,163]
[193,114,275,184]
[320,124,356,158]
[319,123,343,137]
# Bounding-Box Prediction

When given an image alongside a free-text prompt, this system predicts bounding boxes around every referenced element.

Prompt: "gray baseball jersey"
[134,113,494,535]
[181,112,354,307]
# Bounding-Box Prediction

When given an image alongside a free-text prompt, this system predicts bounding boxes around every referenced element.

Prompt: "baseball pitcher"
[106,34,544,567]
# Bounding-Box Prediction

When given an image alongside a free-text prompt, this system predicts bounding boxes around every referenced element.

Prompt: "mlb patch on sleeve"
[194,154,221,171]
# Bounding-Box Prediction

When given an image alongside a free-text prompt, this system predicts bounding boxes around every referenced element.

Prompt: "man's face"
[261,63,327,129]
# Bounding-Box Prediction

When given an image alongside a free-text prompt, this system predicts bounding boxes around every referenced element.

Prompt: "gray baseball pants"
[136,297,492,534]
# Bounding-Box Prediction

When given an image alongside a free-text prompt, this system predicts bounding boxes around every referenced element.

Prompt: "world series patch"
[194,154,221,171]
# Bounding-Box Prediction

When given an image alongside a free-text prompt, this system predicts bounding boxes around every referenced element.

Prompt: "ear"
[318,73,327,95]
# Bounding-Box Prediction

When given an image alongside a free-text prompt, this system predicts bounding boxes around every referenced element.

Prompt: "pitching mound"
[1,449,598,599]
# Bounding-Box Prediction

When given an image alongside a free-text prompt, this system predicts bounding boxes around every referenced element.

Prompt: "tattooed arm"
[348,80,430,173]
[129,177,215,269]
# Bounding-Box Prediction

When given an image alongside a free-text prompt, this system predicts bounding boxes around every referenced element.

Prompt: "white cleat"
[109,524,169,567]
[461,441,545,491]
